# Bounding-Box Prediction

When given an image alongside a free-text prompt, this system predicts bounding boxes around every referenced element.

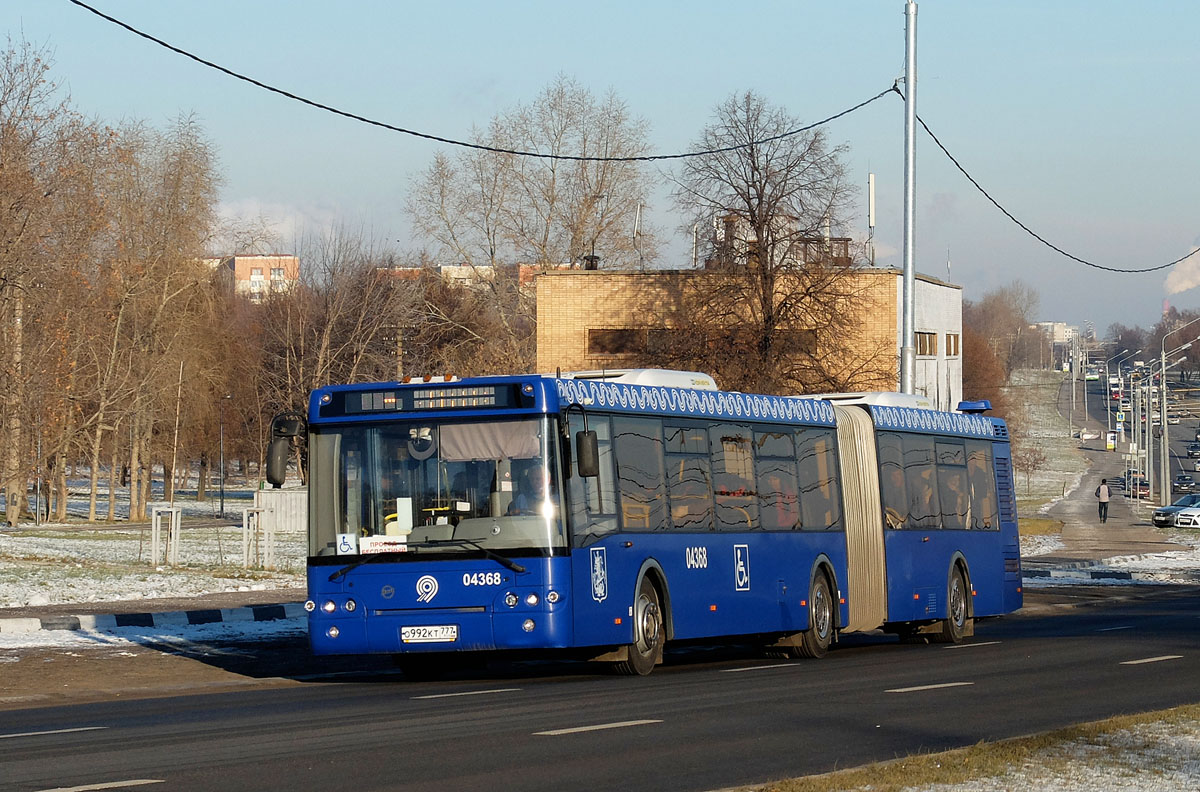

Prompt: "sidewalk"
[1023,376,1186,573]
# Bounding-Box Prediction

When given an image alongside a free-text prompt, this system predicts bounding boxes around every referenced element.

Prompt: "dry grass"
[752,704,1200,792]
[1017,517,1062,536]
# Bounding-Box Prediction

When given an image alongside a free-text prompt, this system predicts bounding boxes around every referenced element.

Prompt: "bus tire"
[614,576,664,676]
[934,568,968,644]
[796,573,833,659]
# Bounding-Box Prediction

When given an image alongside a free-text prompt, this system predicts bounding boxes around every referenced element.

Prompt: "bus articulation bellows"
[268,369,1021,677]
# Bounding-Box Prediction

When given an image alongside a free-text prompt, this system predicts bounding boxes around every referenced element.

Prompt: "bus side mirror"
[576,430,599,478]
[266,437,290,488]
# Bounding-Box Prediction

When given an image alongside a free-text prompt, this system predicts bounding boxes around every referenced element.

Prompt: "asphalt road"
[4,586,1200,792]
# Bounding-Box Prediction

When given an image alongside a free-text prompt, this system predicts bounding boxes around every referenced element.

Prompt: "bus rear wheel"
[614,577,664,676]
[934,568,968,644]
[795,574,833,659]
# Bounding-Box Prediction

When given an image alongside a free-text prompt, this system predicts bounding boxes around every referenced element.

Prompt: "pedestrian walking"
[1095,478,1111,523]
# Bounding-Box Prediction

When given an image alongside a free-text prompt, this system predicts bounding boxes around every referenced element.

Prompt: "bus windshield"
[308,416,566,557]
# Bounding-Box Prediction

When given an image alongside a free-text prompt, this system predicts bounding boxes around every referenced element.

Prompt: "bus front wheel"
[614,577,663,676]
[795,573,833,659]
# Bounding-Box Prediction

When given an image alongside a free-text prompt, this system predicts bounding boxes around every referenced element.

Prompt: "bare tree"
[408,76,657,373]
[0,41,108,524]
[659,90,888,395]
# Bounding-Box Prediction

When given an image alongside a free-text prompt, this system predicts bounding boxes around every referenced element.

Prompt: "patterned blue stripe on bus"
[868,404,999,439]
[554,379,836,426]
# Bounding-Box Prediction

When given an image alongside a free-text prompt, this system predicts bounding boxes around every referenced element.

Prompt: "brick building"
[208,254,300,302]
[535,267,963,409]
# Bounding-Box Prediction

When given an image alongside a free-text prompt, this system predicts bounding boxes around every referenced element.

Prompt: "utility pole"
[900,0,918,394]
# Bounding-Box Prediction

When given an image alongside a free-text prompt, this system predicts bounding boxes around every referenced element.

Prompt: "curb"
[0,602,307,636]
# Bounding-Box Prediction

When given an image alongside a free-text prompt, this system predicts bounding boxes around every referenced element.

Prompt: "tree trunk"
[4,288,25,526]
[107,439,118,522]
[197,452,209,500]
[88,423,104,521]
[54,450,68,521]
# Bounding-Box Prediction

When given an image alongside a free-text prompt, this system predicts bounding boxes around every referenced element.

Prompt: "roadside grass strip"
[752,703,1200,792]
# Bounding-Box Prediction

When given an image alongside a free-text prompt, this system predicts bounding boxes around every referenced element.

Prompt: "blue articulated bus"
[274,369,1021,676]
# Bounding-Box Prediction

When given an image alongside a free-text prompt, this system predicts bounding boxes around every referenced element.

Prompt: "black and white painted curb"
[0,603,306,636]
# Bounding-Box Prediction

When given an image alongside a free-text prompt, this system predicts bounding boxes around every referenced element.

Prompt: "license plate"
[401,625,458,644]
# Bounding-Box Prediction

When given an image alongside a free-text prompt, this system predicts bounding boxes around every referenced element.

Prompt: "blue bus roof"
[309,374,1006,440]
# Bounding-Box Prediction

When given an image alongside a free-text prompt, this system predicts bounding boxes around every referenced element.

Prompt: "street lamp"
[219,394,232,518]
[1159,327,1200,505]
[1103,348,1130,435]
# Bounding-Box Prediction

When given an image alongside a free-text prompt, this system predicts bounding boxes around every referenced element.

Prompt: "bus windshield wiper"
[328,550,409,582]
[417,539,527,574]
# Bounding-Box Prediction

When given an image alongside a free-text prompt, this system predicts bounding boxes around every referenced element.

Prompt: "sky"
[7,1,1200,333]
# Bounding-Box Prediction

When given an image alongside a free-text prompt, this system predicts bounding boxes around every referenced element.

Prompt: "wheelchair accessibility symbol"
[336,533,357,555]
[734,544,751,591]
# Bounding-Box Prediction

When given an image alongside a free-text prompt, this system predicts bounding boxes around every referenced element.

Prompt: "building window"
[250,267,264,280]
[270,267,285,280]
[589,329,644,355]
[946,333,960,357]
[915,331,938,356]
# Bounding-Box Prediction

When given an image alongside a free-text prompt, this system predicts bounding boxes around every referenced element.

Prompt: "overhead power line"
[67,0,891,163]
[70,0,1196,275]
[904,89,1195,275]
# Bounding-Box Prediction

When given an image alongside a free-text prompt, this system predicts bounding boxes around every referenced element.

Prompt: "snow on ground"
[907,719,1200,792]
[0,522,305,608]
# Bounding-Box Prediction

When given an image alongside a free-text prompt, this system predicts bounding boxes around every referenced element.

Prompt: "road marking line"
[412,688,521,700]
[35,781,163,792]
[942,641,1001,649]
[535,719,662,736]
[1096,626,1134,632]
[1,726,107,740]
[1120,655,1183,665]
[886,682,974,694]
[720,663,796,673]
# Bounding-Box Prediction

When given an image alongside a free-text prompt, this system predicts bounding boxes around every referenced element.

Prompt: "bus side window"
[710,424,759,531]
[567,415,618,543]
[613,417,668,531]
[797,428,842,531]
[936,441,969,530]
[902,434,940,530]
[665,424,715,531]
[877,432,908,529]
[966,441,999,530]
[754,430,800,530]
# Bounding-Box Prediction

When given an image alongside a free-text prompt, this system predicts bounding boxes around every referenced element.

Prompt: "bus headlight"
[546,590,560,604]
[344,599,357,612]
[304,600,316,612]
[522,619,536,632]
[524,592,540,607]
[322,600,337,613]
[327,625,340,638]
[504,592,518,607]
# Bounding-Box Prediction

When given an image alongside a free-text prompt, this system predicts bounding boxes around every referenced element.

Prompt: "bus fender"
[806,554,841,630]
[634,559,673,641]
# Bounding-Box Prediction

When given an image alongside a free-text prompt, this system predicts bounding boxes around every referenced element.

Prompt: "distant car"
[1168,413,1181,425]
[1119,400,1132,411]
[1173,506,1200,528]
[1173,474,1195,494]
[1129,477,1151,498]
[1187,444,1200,459]
[1155,494,1200,527]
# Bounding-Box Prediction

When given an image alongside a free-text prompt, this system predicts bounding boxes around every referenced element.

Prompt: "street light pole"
[219,394,231,518]
[1156,316,1200,505]
[1103,348,1130,436]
